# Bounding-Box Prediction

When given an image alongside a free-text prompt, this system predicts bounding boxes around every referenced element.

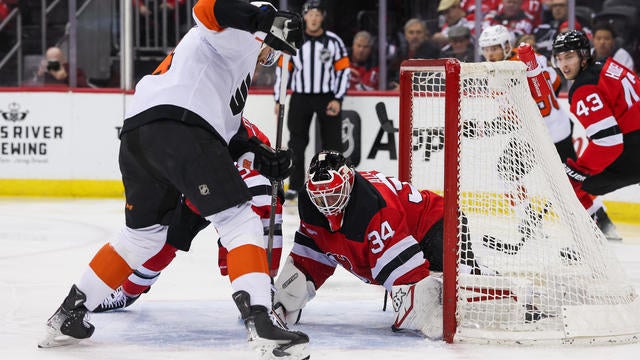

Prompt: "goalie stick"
[375,102,397,134]
[482,201,552,255]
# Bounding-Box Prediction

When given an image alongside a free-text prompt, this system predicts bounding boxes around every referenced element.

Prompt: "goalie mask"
[306,150,355,232]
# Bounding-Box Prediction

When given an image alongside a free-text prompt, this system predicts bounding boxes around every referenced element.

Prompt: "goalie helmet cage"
[398,59,640,345]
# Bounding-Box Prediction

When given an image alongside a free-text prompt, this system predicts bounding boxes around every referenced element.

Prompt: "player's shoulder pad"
[568,62,603,104]
[340,172,387,242]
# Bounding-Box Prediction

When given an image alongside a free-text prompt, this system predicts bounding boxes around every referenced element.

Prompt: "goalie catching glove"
[249,136,294,181]
[254,2,303,55]
[273,257,316,325]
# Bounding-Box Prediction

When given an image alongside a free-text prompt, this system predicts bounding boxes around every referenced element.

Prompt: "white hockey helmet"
[479,25,514,58]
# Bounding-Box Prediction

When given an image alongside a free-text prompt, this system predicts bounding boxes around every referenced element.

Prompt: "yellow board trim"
[0,179,124,198]
[1,180,639,224]
[601,201,640,225]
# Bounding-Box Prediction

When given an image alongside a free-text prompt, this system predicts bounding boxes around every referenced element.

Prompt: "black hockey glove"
[564,158,591,195]
[249,137,294,181]
[564,158,588,184]
[261,11,303,56]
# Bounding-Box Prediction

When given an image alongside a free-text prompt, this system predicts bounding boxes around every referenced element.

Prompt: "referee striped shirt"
[274,30,350,102]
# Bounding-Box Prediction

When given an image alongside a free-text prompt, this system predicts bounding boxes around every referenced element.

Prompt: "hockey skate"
[92,286,140,313]
[593,207,622,241]
[38,285,95,348]
[233,291,310,360]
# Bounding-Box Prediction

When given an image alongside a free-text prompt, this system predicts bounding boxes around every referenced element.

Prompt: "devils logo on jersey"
[326,252,370,284]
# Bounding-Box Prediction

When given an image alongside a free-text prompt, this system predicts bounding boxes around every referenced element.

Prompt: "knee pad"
[112,224,168,269]
[205,202,263,251]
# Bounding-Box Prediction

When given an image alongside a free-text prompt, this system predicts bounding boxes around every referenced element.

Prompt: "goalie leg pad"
[391,273,443,339]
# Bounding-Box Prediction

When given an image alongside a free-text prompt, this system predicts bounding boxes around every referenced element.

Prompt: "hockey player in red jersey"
[39,1,309,358]
[272,150,488,339]
[93,118,285,311]
[552,30,640,241]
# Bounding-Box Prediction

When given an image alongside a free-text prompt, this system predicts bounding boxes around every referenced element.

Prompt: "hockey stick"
[375,102,397,134]
[481,201,551,255]
[267,53,290,279]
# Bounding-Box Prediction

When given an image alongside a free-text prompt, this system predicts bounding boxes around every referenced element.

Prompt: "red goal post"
[398,58,640,345]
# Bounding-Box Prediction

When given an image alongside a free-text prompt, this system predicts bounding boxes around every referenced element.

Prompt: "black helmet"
[552,30,591,61]
[302,0,325,15]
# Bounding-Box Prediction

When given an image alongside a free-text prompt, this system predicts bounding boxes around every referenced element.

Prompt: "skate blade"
[251,339,310,360]
[38,331,81,348]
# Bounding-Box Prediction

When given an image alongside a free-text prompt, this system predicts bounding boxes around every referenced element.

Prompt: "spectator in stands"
[0,1,9,22]
[388,18,441,89]
[533,0,568,59]
[558,19,580,34]
[433,0,475,48]
[516,32,552,66]
[0,1,9,53]
[441,26,476,62]
[348,30,379,91]
[460,0,500,21]
[487,0,535,40]
[591,22,635,71]
[33,46,88,87]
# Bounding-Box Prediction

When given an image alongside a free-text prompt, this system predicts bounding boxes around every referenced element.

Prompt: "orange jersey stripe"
[276,55,294,72]
[334,56,350,71]
[194,0,224,32]
[227,244,269,282]
[89,243,133,289]
[550,71,561,93]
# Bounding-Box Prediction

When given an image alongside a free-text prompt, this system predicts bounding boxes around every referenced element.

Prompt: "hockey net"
[398,59,640,344]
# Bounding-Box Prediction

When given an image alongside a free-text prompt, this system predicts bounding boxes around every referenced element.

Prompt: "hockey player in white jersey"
[39,1,309,359]
[93,118,285,311]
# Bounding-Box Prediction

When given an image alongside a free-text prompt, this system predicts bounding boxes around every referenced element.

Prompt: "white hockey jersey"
[124,6,265,144]
[535,53,572,143]
[510,51,572,143]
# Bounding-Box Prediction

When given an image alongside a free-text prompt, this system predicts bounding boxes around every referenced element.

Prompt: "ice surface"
[1,198,639,359]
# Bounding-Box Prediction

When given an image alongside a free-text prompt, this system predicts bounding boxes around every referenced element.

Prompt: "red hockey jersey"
[290,171,443,292]
[569,58,640,175]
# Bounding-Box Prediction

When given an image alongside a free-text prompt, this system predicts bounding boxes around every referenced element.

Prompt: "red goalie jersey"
[290,170,443,292]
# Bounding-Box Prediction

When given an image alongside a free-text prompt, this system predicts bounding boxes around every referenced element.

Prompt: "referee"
[274,0,350,201]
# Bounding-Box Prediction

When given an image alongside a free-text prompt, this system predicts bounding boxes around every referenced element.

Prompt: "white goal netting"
[400,60,640,344]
